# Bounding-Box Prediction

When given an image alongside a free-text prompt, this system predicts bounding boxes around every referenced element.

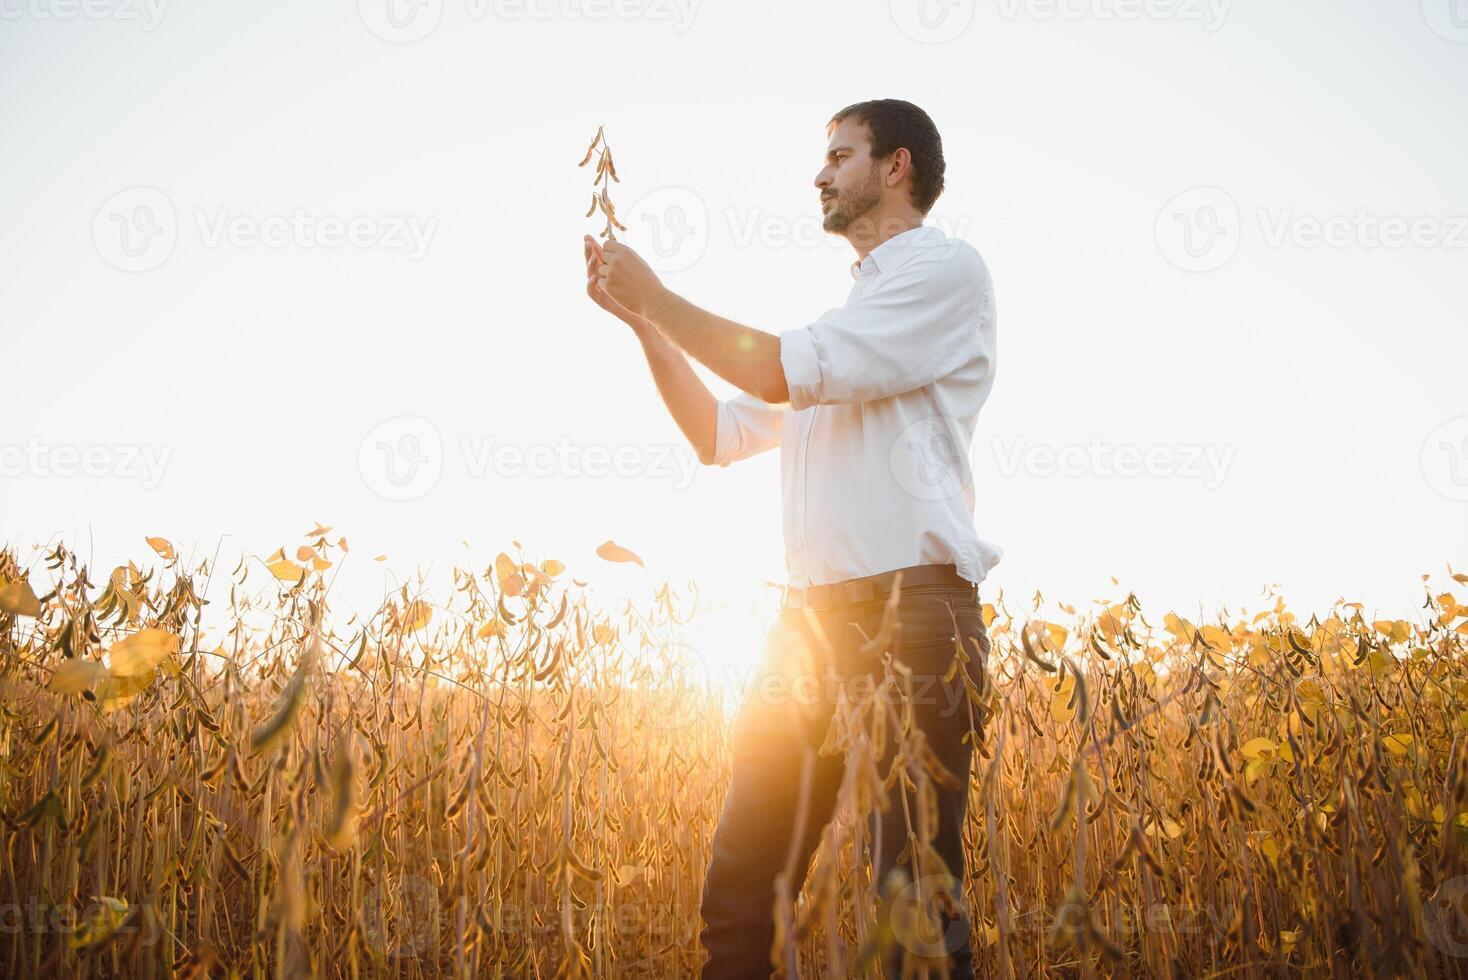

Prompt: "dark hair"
[827,99,946,213]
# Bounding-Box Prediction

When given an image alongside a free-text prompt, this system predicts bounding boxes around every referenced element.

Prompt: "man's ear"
[885,148,913,189]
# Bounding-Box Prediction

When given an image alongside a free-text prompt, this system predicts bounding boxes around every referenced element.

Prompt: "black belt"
[782,563,976,611]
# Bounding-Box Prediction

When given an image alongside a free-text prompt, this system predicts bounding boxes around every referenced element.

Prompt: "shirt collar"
[849,224,944,280]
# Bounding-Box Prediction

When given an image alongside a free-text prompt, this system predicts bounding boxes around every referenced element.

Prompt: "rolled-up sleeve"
[779,247,988,411]
[711,393,784,467]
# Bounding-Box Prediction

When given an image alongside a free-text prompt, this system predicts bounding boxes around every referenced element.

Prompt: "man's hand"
[584,233,787,404]
[593,238,667,318]
[584,235,646,330]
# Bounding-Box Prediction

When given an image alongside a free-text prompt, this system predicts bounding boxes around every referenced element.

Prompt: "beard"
[822,164,883,235]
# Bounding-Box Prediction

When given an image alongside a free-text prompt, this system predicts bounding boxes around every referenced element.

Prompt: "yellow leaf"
[373,554,386,562]
[69,896,128,950]
[1145,817,1183,839]
[49,659,108,695]
[108,628,181,677]
[311,556,332,572]
[95,670,155,711]
[1050,674,1077,723]
[145,536,175,560]
[1244,758,1272,783]
[1200,625,1232,650]
[1164,612,1197,643]
[1241,737,1277,760]
[1366,650,1395,676]
[1295,678,1326,703]
[1373,620,1411,644]
[267,558,306,582]
[1382,733,1414,756]
[595,539,644,567]
[0,581,42,617]
[478,620,505,639]
[541,559,565,577]
[402,600,432,632]
[501,572,526,598]
[1404,787,1428,819]
[295,545,315,562]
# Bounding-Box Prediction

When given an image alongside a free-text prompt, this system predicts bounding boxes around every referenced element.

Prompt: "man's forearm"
[642,290,790,405]
[630,319,719,465]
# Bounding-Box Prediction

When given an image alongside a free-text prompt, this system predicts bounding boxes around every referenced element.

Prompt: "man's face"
[814,119,885,236]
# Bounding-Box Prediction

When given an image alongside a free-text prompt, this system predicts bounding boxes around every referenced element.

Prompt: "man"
[582,99,998,979]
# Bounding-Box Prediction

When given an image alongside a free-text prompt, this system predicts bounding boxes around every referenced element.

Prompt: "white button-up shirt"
[711,223,1002,589]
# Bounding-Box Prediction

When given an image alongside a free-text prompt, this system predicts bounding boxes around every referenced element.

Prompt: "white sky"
[3,0,1466,678]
